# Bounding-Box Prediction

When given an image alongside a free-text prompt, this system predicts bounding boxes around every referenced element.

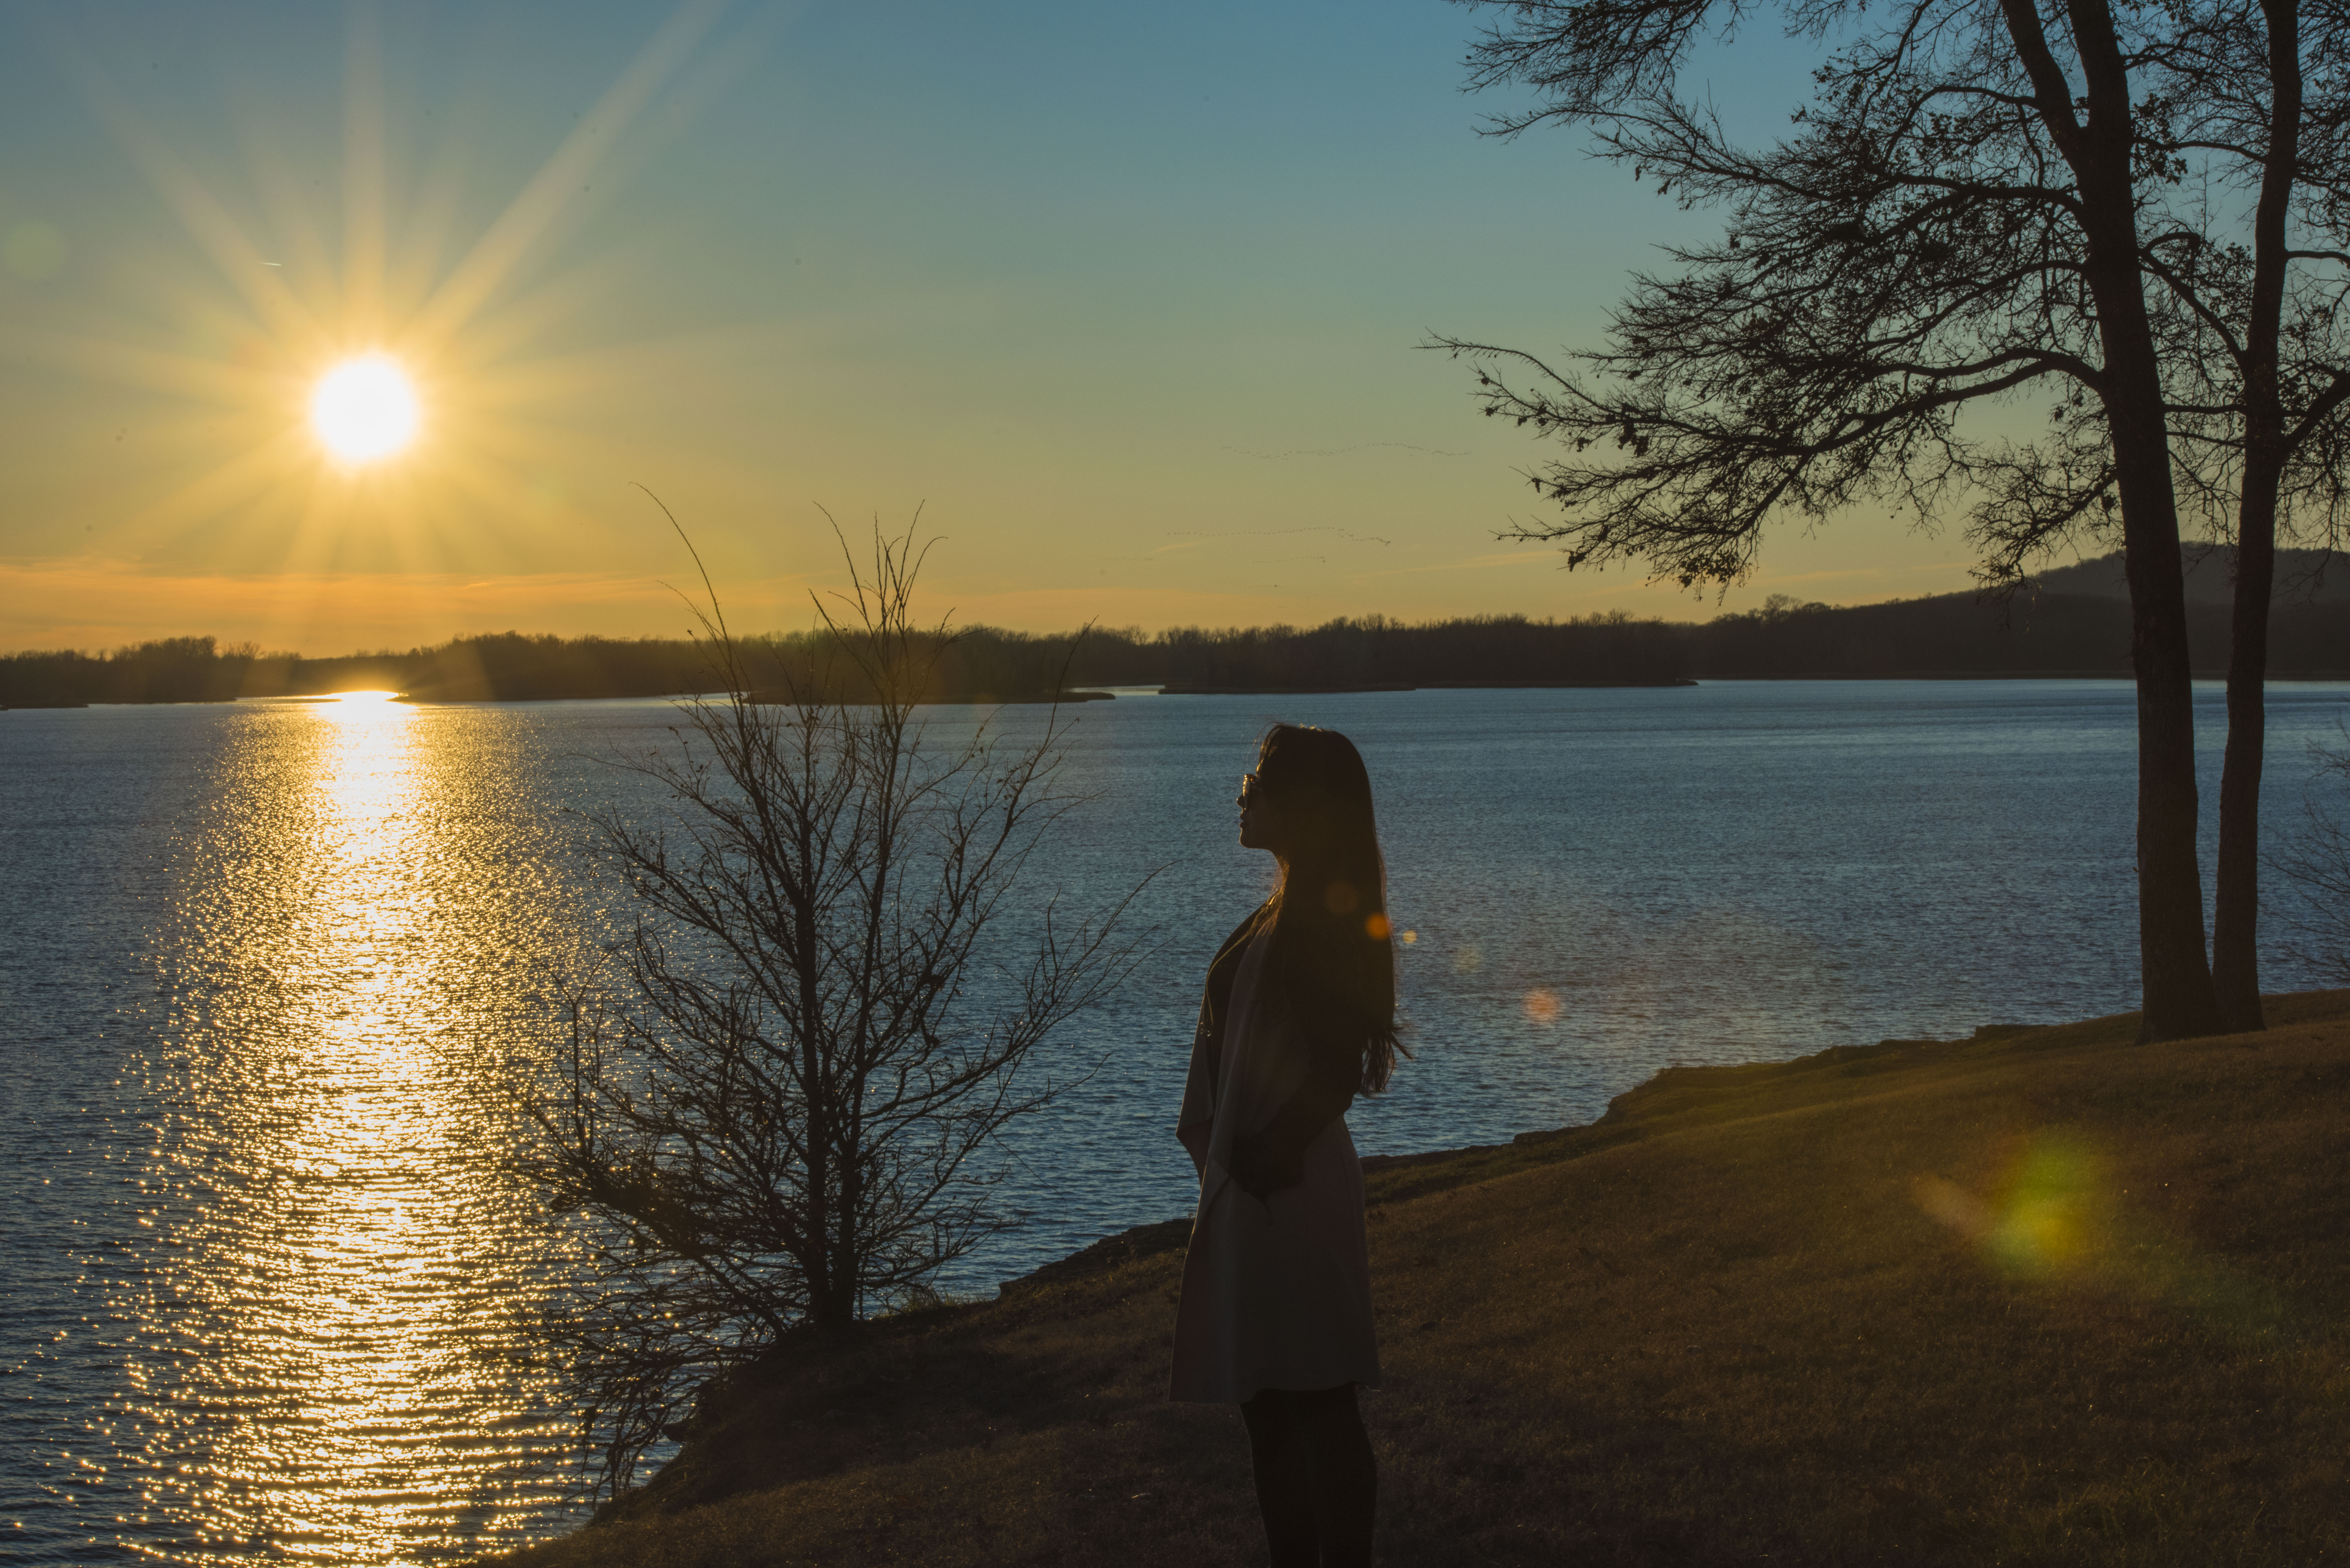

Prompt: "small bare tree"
[522,516,1148,1494]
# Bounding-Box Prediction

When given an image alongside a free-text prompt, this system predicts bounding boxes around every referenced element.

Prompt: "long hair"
[1255,723,1404,1095]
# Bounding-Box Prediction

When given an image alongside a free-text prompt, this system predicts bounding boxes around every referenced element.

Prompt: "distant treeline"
[0,633,723,708]
[1110,613,1691,690]
[0,615,1695,707]
[5,548,2344,708]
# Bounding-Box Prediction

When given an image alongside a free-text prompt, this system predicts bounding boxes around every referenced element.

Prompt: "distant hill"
[1686,546,2349,678]
[1682,591,2350,679]
[2030,546,2345,605]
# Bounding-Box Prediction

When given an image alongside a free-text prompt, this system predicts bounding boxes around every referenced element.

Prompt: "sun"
[311,356,420,463]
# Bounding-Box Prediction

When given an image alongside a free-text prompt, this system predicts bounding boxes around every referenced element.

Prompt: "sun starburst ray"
[408,0,729,350]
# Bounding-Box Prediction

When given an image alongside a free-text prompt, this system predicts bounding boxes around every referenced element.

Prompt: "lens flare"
[1916,1133,2100,1277]
[1918,1134,2298,1342]
[1523,987,1562,1023]
[311,357,420,462]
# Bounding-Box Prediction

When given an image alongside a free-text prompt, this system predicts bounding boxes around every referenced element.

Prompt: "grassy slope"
[489,991,2350,1567]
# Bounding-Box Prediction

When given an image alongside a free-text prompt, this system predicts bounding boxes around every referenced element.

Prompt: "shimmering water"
[6,680,2347,1563]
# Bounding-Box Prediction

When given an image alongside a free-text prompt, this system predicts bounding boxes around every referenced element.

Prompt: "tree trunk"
[2006,0,2223,1041]
[2083,249,2223,1041]
[2107,389,2225,1043]
[2215,520,2276,1032]
[2212,0,2302,1035]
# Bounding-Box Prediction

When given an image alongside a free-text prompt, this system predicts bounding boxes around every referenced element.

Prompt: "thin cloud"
[1221,441,1469,460]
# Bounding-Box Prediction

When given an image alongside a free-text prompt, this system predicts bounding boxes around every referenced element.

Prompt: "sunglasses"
[1237,772,1262,806]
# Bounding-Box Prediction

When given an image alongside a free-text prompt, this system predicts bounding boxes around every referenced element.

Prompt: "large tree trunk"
[2212,0,2303,1035]
[2091,317,2224,1046]
[2107,393,2226,1043]
[2033,0,2224,1041]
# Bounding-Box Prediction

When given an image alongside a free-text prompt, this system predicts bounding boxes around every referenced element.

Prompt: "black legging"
[1239,1383,1376,1567]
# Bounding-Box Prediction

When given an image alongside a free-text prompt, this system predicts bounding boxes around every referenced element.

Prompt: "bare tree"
[521,518,1150,1494]
[1435,0,2350,1039]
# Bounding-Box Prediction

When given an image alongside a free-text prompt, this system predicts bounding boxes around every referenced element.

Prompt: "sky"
[0,0,2004,655]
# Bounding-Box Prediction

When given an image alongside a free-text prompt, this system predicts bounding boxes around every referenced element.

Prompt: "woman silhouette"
[1171,723,1403,1568]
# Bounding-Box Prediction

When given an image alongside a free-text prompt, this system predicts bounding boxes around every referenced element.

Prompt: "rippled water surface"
[6,680,2347,1563]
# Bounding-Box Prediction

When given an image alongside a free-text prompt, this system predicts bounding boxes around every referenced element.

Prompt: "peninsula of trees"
[5,548,2343,708]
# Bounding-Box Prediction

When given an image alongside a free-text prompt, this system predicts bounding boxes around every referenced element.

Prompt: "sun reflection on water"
[107,698,582,1564]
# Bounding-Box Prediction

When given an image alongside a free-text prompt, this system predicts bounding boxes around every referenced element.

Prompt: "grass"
[484,990,2350,1566]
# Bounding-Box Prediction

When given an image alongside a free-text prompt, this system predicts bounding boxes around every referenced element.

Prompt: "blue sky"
[0,0,1987,652]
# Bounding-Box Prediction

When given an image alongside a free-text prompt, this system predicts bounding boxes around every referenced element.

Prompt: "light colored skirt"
[1168,1116,1381,1403]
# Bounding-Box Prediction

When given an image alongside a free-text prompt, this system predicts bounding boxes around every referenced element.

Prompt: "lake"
[5,679,2347,1564]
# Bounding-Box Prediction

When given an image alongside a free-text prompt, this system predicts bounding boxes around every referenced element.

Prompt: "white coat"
[1169,921,1382,1403]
